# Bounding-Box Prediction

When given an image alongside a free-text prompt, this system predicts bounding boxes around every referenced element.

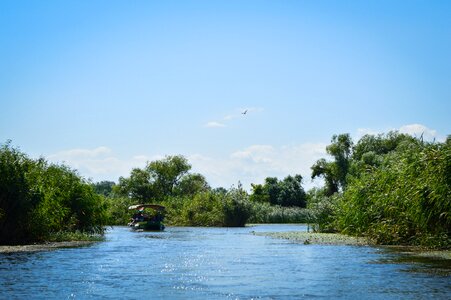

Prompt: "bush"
[105,196,137,225]
[223,187,252,227]
[0,142,108,245]
[307,188,338,232]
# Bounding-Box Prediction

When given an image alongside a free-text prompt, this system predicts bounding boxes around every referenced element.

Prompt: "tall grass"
[249,202,312,224]
[336,141,450,248]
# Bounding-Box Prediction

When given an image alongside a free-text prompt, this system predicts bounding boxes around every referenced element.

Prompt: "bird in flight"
[242,110,248,115]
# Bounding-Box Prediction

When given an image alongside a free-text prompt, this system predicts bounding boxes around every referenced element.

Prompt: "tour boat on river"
[128,204,165,231]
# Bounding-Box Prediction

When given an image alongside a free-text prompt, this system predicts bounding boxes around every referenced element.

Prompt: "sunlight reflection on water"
[0,225,450,299]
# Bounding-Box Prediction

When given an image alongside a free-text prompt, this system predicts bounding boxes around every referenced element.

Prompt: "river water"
[0,225,449,299]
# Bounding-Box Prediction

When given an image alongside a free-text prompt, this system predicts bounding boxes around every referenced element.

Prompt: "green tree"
[92,181,116,197]
[265,177,281,205]
[311,133,353,195]
[115,155,194,202]
[115,168,155,202]
[249,183,269,203]
[147,155,191,197]
[250,175,307,207]
[278,175,307,207]
[174,173,210,196]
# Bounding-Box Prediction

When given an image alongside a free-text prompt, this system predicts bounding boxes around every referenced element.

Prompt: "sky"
[1,0,450,190]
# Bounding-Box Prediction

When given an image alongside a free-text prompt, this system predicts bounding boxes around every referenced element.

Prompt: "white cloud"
[48,147,148,181]
[48,146,112,159]
[190,143,327,191]
[356,123,444,142]
[399,124,440,141]
[205,121,226,128]
[48,142,327,190]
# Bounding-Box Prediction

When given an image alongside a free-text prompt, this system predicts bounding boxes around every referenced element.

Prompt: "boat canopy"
[128,204,165,211]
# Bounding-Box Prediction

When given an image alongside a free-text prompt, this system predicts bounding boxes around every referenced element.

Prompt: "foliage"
[336,141,450,248]
[306,188,338,232]
[92,181,116,197]
[104,196,137,225]
[170,193,225,226]
[311,134,353,195]
[107,183,253,227]
[249,175,307,207]
[0,142,108,245]
[222,184,252,227]
[310,132,451,249]
[114,155,208,202]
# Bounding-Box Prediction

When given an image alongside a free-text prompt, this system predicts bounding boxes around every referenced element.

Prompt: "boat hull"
[131,221,165,231]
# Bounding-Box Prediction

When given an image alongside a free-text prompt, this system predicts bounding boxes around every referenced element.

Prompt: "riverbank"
[0,241,97,253]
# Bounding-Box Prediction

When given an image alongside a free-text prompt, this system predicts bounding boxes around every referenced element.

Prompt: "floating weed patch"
[254,231,370,246]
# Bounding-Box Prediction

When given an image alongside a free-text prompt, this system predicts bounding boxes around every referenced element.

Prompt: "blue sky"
[1,0,450,189]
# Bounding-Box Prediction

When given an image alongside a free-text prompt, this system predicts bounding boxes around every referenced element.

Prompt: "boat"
[128,204,166,231]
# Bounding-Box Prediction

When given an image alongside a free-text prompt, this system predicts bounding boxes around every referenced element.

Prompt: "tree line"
[100,155,309,227]
[2,130,449,248]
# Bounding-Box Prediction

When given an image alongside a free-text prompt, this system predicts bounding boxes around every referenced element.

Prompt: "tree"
[352,131,415,162]
[174,173,210,196]
[249,183,269,203]
[115,168,155,202]
[278,175,307,207]
[115,155,194,202]
[249,175,307,207]
[92,181,115,197]
[311,158,338,196]
[311,133,353,195]
[265,177,281,205]
[147,155,191,197]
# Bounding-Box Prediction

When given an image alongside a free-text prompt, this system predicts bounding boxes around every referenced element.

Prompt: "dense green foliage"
[162,187,251,227]
[250,175,307,207]
[106,155,311,227]
[92,181,115,197]
[0,142,108,245]
[311,134,353,195]
[108,156,254,227]
[114,155,209,201]
[309,132,451,249]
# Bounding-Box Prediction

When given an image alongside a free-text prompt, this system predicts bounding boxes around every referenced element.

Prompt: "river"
[1,225,449,299]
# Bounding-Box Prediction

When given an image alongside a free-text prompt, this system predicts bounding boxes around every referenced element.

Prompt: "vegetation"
[106,154,312,227]
[5,129,447,249]
[250,175,307,207]
[308,132,451,249]
[111,157,253,227]
[0,141,108,245]
[249,202,311,224]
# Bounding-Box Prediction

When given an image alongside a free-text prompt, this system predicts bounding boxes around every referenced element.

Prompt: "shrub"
[0,142,108,245]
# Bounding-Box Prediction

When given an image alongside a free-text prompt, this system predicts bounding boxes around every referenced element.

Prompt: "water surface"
[1,225,449,299]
